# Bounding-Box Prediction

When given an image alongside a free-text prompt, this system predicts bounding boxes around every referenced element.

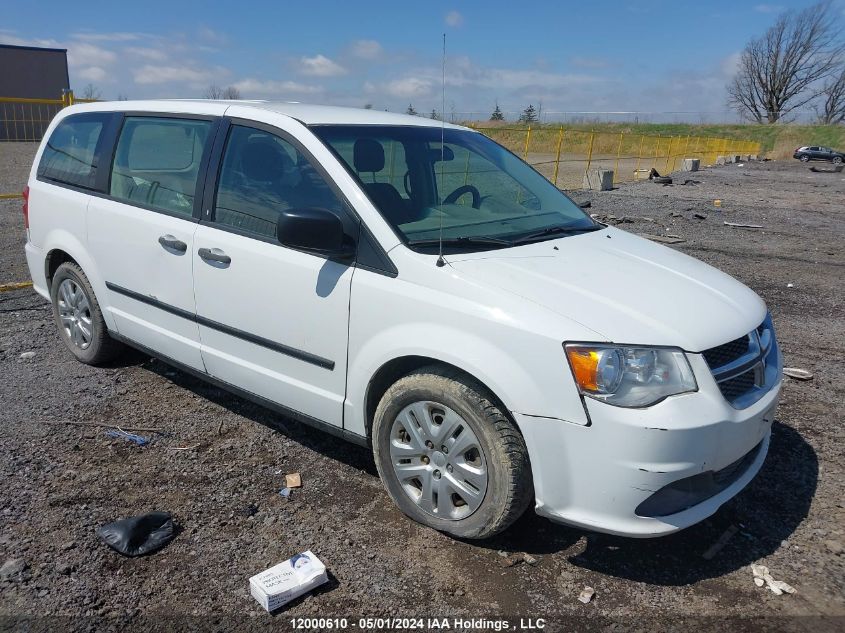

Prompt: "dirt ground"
[0,142,843,632]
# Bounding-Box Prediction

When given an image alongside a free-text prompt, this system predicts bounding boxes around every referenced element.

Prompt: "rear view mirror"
[430,146,455,162]
[277,207,355,258]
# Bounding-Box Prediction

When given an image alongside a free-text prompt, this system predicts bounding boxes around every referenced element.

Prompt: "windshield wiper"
[406,236,513,249]
[512,224,603,245]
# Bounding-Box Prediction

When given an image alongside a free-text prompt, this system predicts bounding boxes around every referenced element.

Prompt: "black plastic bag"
[96,512,176,557]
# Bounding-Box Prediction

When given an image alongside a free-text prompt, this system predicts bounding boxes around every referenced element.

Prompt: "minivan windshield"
[311,125,599,252]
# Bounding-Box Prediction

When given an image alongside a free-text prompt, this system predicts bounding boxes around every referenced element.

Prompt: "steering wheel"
[443,184,481,208]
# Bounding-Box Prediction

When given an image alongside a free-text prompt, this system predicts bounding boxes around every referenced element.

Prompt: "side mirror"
[277,207,355,258]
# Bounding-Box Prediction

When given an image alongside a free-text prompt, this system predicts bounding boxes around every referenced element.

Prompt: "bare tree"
[205,84,241,99]
[816,66,845,124]
[727,1,844,123]
[222,86,241,99]
[81,83,101,100]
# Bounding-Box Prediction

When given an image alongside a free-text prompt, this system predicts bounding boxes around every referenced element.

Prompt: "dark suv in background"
[793,146,844,164]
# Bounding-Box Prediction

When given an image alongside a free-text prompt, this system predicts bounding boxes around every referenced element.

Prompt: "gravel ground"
[0,142,843,632]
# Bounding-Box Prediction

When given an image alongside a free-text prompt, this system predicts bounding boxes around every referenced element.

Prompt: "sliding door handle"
[198,247,231,265]
[158,234,187,252]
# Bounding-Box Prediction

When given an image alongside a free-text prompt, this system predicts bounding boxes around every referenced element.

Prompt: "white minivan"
[23,100,782,539]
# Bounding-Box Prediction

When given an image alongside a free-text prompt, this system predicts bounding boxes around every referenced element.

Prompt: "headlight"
[564,344,697,407]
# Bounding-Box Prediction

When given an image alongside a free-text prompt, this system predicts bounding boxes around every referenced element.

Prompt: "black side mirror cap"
[277,207,355,258]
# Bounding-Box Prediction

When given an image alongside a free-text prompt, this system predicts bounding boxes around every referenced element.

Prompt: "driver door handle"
[158,234,187,253]
[198,247,231,265]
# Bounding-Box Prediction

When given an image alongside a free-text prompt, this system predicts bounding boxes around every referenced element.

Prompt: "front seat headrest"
[241,139,292,183]
[353,138,385,173]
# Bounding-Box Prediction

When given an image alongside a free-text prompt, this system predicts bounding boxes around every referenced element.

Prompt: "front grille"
[703,314,778,409]
[702,336,749,369]
[719,371,755,400]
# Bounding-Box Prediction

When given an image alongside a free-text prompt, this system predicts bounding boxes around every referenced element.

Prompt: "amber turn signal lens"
[566,347,599,392]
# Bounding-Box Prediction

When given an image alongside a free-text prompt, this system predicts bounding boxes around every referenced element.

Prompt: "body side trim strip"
[105,281,335,370]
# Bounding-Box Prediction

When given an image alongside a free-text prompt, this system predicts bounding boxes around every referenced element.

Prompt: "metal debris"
[724,222,763,229]
[578,586,595,604]
[783,368,813,381]
[640,234,686,244]
[694,212,708,220]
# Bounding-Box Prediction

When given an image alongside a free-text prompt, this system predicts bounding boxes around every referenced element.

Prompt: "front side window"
[213,125,345,240]
[312,125,597,252]
[110,117,213,216]
[38,114,108,189]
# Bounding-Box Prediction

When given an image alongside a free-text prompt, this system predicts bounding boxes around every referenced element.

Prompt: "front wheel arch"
[364,355,516,442]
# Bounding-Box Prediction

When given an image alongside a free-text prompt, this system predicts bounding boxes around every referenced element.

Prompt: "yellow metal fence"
[472,125,761,189]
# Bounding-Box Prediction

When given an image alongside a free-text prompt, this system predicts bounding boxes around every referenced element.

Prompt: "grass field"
[469,121,845,159]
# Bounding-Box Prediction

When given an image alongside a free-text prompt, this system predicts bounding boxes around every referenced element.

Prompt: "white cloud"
[76,66,108,82]
[299,54,346,77]
[125,46,168,62]
[569,56,609,70]
[445,10,463,27]
[231,78,323,96]
[350,39,383,60]
[133,64,217,85]
[70,32,143,42]
[67,42,117,67]
[754,4,784,13]
[385,77,433,98]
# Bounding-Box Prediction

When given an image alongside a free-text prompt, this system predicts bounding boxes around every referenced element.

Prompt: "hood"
[446,227,766,352]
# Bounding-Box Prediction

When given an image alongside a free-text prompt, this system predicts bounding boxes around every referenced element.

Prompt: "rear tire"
[50,262,124,365]
[372,366,533,539]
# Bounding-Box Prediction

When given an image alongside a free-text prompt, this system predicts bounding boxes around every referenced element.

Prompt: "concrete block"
[716,156,728,165]
[582,169,614,191]
[682,158,700,172]
[749,154,758,161]
[741,154,750,162]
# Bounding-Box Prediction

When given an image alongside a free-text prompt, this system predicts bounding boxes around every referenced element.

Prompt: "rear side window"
[38,114,108,189]
[110,117,213,217]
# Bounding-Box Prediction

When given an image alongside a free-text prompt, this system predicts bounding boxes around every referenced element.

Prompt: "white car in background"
[22,100,782,538]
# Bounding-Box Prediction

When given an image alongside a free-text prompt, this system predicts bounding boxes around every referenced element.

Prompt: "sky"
[1,0,841,120]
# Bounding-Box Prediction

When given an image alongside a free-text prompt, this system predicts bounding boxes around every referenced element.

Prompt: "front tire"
[50,262,124,365]
[372,366,533,539]
[800,155,810,162]
[833,156,843,165]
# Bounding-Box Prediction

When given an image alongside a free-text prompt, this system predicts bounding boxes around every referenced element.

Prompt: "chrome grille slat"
[703,314,779,409]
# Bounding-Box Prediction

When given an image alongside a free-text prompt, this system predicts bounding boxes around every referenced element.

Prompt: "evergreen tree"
[406,103,418,116]
[490,103,504,121]
[519,104,537,123]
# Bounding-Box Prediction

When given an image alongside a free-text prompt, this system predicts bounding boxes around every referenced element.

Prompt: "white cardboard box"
[249,551,328,612]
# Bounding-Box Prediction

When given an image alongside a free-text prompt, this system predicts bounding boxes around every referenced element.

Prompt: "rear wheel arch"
[45,249,79,287]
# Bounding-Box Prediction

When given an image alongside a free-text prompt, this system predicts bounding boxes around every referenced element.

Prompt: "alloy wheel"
[57,278,93,349]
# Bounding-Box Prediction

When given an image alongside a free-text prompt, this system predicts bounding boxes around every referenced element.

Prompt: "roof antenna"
[436,32,447,268]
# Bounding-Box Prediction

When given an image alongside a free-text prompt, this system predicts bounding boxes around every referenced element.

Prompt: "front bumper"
[517,352,782,537]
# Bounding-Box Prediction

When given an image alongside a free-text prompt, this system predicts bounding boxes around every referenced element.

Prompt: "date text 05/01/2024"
[289,617,547,630]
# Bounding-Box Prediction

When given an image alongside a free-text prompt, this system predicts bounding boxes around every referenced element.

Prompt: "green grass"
[468,121,845,158]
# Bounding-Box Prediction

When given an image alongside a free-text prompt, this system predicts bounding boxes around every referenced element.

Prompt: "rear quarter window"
[37,113,110,189]
[110,117,213,217]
